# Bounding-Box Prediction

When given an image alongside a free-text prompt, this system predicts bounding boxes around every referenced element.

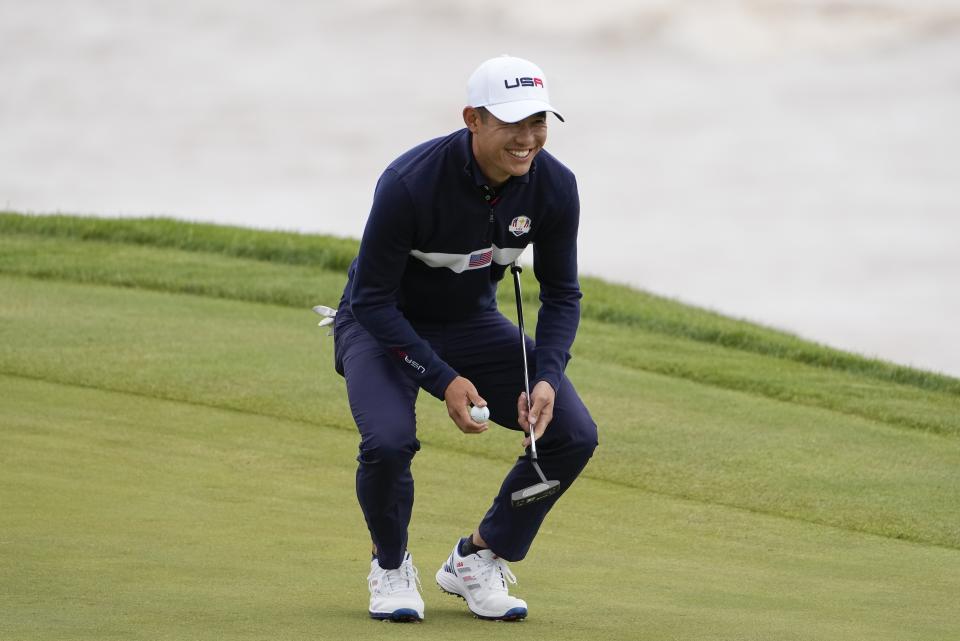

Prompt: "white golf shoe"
[368,551,424,622]
[435,540,528,621]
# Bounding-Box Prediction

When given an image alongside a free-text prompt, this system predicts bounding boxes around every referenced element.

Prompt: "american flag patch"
[468,250,493,268]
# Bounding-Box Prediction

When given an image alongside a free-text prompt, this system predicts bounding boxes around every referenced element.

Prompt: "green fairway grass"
[1,212,958,640]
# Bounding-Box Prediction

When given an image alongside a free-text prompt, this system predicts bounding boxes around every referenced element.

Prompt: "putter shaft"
[511,261,539,462]
[510,260,563,508]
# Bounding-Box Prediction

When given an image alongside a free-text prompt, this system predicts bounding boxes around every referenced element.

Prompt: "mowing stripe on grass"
[3,211,957,396]
[3,375,959,641]
[1,234,958,437]
[3,276,958,550]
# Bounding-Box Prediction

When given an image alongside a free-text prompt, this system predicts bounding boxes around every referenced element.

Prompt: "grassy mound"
[2,211,958,640]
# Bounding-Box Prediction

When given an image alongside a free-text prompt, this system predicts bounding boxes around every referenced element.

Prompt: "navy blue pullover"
[344,127,582,399]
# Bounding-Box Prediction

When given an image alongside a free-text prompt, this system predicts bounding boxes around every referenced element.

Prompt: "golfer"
[332,55,598,622]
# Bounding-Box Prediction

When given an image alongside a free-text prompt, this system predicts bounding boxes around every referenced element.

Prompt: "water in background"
[2,0,959,376]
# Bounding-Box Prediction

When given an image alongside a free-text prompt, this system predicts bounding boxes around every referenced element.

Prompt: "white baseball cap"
[467,55,564,123]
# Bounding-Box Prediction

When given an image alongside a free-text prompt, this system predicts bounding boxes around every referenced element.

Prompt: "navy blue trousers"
[333,305,598,569]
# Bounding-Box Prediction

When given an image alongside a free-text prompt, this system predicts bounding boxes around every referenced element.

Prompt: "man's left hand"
[517,380,555,447]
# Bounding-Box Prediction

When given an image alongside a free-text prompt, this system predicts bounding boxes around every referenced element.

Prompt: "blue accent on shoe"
[478,606,527,622]
[370,608,422,622]
[502,606,527,620]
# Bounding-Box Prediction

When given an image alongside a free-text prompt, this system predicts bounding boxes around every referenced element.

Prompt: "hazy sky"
[2,0,959,375]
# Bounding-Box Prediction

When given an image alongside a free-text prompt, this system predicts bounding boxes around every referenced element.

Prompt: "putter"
[509,260,561,508]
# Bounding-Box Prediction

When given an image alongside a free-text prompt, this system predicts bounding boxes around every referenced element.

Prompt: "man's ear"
[463,106,480,132]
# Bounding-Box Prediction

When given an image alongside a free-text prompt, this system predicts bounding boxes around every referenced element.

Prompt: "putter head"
[511,480,561,508]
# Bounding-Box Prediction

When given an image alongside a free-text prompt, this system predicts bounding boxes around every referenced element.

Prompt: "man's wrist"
[534,376,559,395]
[433,369,460,401]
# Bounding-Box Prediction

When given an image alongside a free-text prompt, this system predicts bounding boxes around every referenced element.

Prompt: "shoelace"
[474,554,517,592]
[372,559,421,594]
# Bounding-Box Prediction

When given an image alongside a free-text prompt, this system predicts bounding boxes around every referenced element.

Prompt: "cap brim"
[486,100,564,123]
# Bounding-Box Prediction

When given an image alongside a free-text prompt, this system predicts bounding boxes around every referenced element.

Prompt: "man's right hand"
[444,376,488,434]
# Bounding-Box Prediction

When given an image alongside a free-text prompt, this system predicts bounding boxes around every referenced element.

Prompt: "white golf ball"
[470,405,490,422]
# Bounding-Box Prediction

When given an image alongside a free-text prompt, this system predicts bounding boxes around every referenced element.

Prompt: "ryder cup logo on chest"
[509,216,532,237]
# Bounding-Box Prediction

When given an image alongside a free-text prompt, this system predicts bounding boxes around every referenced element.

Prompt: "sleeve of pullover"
[349,169,459,399]
[531,178,583,393]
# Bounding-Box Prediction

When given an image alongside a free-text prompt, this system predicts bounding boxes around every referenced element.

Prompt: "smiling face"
[463,107,548,187]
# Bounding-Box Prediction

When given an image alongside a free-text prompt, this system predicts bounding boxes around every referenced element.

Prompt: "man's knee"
[357,433,421,469]
[569,418,598,460]
[540,414,597,467]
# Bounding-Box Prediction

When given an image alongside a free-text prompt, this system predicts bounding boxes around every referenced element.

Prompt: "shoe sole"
[435,571,528,621]
[369,608,423,623]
